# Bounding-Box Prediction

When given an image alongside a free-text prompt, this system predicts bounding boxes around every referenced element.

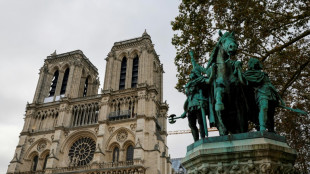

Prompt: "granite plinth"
[182,131,297,174]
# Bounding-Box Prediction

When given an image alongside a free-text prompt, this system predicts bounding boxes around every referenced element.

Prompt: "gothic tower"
[7,31,171,174]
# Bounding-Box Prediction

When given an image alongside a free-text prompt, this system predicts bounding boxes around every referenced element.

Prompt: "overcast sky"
[0,0,207,172]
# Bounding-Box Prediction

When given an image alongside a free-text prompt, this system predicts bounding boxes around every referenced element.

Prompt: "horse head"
[218,30,238,56]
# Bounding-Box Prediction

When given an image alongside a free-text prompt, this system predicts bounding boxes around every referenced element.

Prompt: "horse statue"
[197,31,248,135]
[168,31,308,141]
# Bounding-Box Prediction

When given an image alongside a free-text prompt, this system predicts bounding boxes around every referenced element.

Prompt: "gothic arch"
[60,130,97,154]
[108,142,120,151]
[24,138,52,160]
[39,149,50,159]
[105,127,135,149]
[122,140,135,149]
[49,65,60,74]
[28,151,39,160]
[86,74,93,83]
[117,52,128,61]
[60,63,70,72]
[129,49,140,59]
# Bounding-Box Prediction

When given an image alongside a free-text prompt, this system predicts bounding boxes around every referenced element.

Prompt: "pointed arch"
[123,140,135,162]
[131,55,139,88]
[129,49,141,59]
[42,153,49,170]
[112,146,120,162]
[105,127,135,149]
[60,68,70,95]
[60,130,97,154]
[119,57,127,90]
[48,70,59,97]
[24,138,52,160]
[126,145,134,161]
[31,155,39,171]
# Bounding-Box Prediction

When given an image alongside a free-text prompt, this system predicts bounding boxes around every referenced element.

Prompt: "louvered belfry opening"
[83,76,89,97]
[131,56,139,88]
[60,68,70,95]
[49,70,59,97]
[119,57,127,90]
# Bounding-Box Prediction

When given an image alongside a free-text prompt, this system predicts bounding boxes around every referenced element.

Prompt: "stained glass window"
[68,137,96,166]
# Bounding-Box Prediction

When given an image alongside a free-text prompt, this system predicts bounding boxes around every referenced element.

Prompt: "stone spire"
[142,29,151,39]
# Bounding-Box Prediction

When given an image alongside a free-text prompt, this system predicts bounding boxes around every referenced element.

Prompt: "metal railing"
[108,110,135,121]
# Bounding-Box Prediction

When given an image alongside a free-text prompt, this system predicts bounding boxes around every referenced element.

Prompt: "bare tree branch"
[280,60,310,97]
[261,30,310,62]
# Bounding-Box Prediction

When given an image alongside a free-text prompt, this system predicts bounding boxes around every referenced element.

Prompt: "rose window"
[68,137,96,166]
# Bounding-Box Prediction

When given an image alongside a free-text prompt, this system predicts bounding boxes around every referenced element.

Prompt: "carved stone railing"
[70,94,102,102]
[51,160,144,173]
[14,170,45,174]
[71,102,100,127]
[108,110,136,121]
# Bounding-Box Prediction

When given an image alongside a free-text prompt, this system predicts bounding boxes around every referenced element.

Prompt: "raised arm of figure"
[189,50,208,74]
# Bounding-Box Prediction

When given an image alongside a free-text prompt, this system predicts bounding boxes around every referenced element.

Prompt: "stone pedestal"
[182,132,297,174]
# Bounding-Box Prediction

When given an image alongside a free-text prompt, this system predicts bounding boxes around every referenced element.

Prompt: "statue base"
[182,131,297,174]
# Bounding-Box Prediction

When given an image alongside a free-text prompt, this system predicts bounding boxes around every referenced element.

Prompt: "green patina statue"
[180,51,214,141]
[169,31,307,141]
[244,58,307,132]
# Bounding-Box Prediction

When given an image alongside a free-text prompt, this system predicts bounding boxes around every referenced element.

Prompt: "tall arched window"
[126,145,134,161]
[49,70,59,97]
[131,56,139,88]
[31,155,39,171]
[113,147,119,162]
[43,154,49,170]
[60,68,70,95]
[83,76,89,97]
[119,57,127,90]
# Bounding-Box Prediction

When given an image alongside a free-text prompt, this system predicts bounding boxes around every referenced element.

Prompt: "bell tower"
[33,50,100,103]
[102,31,170,173]
[7,32,171,174]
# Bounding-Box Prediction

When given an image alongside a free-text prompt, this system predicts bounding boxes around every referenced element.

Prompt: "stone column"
[54,70,64,100]
[64,64,75,98]
[126,58,133,89]
[70,63,83,98]
[33,64,48,103]
[113,59,121,90]
[22,108,35,132]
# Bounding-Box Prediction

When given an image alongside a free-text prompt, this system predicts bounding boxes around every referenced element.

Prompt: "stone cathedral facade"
[7,31,171,174]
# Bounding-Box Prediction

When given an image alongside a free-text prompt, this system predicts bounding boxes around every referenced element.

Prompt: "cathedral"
[7,31,171,174]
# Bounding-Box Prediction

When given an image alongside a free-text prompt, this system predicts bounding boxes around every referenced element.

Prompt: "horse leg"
[215,78,225,111]
[216,111,227,135]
